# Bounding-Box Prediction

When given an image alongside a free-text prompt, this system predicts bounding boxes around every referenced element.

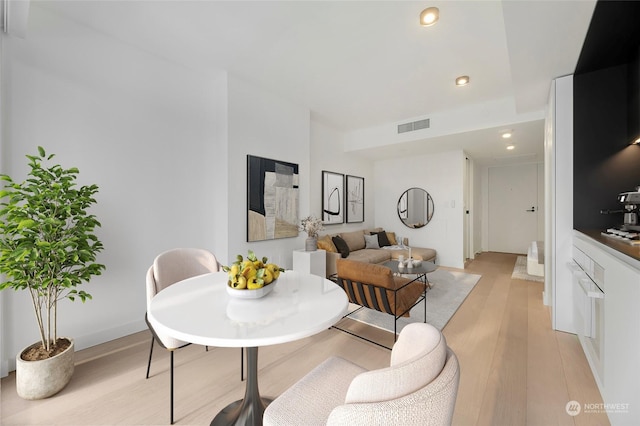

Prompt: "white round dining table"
[147,270,348,425]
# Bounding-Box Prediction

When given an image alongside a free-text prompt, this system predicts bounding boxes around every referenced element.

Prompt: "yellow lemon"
[267,263,281,279]
[236,276,247,289]
[247,277,264,289]
[263,268,274,284]
[230,264,240,276]
[229,276,247,289]
[241,265,257,278]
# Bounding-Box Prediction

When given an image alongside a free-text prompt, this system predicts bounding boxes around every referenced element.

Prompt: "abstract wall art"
[322,170,344,225]
[247,155,299,241]
[346,175,364,223]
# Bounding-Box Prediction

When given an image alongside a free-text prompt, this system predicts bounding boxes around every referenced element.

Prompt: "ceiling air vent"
[397,118,430,134]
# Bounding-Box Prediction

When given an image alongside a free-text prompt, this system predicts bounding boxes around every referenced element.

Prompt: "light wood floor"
[1,252,608,425]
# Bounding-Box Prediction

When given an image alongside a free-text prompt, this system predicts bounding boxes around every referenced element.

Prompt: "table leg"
[211,347,271,426]
[419,272,432,289]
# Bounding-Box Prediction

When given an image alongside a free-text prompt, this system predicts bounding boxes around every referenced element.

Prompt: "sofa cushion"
[375,231,391,247]
[411,247,437,262]
[347,249,390,265]
[347,249,391,265]
[364,234,380,249]
[340,230,365,251]
[332,236,350,258]
[317,235,337,253]
[386,231,398,245]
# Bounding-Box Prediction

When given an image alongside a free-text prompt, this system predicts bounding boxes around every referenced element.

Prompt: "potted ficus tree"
[0,146,105,399]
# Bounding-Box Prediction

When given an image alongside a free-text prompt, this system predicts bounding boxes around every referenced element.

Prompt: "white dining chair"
[145,248,242,424]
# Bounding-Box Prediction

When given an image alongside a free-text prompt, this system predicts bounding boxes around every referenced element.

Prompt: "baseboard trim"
[74,320,147,353]
[2,320,146,374]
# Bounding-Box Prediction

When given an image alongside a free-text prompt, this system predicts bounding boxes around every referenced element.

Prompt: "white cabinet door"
[601,256,640,424]
[574,235,640,424]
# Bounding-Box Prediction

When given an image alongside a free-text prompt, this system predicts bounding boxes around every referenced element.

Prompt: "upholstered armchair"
[334,258,426,339]
[263,322,460,426]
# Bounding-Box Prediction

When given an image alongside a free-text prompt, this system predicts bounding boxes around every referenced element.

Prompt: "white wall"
[0,5,225,374]
[310,120,375,235]
[0,4,376,376]
[373,150,466,269]
[225,75,312,269]
[480,165,490,252]
[473,159,484,255]
[545,76,574,333]
[0,24,5,377]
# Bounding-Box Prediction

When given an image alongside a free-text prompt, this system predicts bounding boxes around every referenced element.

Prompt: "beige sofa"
[318,228,437,278]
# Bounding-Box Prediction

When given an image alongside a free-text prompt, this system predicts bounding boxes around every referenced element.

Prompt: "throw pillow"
[340,230,365,251]
[317,234,337,252]
[386,232,398,245]
[364,234,380,249]
[376,231,391,247]
[332,236,350,258]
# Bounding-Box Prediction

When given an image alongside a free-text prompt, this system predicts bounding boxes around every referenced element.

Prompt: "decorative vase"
[305,237,317,251]
[16,338,75,400]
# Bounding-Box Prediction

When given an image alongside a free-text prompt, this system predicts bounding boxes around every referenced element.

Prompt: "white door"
[488,163,539,254]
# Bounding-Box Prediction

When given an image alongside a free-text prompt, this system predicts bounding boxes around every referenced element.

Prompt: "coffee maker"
[617,190,640,230]
[601,188,640,244]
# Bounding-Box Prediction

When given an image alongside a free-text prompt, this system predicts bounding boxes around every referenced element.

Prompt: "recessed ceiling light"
[502,131,513,139]
[506,144,515,150]
[420,7,439,27]
[455,76,469,86]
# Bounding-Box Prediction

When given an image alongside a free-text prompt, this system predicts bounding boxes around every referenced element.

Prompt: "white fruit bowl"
[226,280,277,299]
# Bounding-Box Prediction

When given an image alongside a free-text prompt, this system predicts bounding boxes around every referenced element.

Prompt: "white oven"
[570,247,605,385]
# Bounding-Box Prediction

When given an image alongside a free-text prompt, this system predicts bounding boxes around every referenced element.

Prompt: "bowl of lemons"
[223,250,284,299]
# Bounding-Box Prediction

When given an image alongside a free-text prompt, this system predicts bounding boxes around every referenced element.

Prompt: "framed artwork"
[247,155,299,242]
[346,175,364,223]
[321,170,344,224]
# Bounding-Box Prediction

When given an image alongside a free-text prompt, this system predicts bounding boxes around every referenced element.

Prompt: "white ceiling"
[34,0,597,166]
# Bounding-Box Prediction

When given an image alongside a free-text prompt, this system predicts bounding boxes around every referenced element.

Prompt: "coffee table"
[383,259,437,288]
[147,270,348,425]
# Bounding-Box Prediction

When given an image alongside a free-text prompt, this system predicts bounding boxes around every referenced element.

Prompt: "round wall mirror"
[397,188,434,229]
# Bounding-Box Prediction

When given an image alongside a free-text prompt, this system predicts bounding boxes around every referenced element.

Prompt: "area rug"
[345,269,481,333]
[511,256,544,282]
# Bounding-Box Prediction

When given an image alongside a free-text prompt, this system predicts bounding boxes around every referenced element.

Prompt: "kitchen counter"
[575,229,640,271]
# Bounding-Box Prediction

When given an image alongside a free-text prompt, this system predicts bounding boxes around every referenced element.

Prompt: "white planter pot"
[16,338,74,400]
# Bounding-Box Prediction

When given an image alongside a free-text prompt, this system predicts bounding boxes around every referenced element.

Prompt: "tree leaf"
[17,219,35,230]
